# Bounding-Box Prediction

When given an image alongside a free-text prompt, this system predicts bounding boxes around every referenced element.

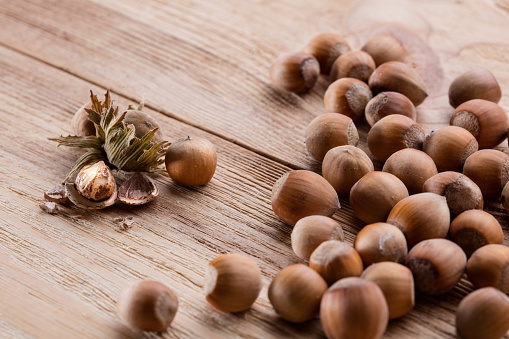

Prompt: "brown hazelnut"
[450,99,508,149]
[365,91,417,127]
[329,51,376,83]
[350,171,409,224]
[361,262,414,319]
[405,239,466,295]
[502,181,509,213]
[361,35,407,67]
[354,222,407,266]
[449,69,502,108]
[466,244,509,294]
[291,215,344,261]
[322,145,374,197]
[71,102,96,136]
[305,113,359,162]
[124,110,165,144]
[271,170,339,225]
[382,149,438,195]
[463,149,509,199]
[387,193,450,248]
[324,78,372,122]
[423,126,478,172]
[302,33,351,75]
[368,61,428,106]
[268,264,328,323]
[270,52,320,93]
[367,114,425,162]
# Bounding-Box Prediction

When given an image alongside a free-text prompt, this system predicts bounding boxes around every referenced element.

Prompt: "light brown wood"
[0,0,509,337]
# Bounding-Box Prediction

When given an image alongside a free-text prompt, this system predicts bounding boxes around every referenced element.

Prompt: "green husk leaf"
[48,135,103,149]
[63,149,105,182]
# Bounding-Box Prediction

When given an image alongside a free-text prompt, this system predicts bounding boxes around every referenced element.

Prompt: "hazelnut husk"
[329,51,376,83]
[291,215,344,261]
[322,145,374,197]
[305,113,359,162]
[450,99,508,149]
[382,149,438,195]
[423,126,478,172]
[350,171,409,224]
[124,110,165,144]
[466,244,509,294]
[324,78,372,122]
[361,34,407,67]
[367,114,425,162]
[365,91,417,127]
[71,102,95,137]
[118,172,159,205]
[302,33,351,75]
[463,149,509,199]
[368,61,427,106]
[270,52,320,93]
[405,239,466,295]
[271,170,339,225]
[449,68,502,108]
[502,181,509,213]
[354,222,407,267]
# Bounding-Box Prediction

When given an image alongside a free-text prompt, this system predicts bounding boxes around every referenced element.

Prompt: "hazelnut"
[204,253,261,312]
[387,193,450,248]
[268,264,328,323]
[405,239,466,295]
[450,210,503,257]
[309,240,363,285]
[449,68,502,108]
[463,149,509,199]
[450,99,508,149]
[367,114,425,162]
[305,113,359,162]
[118,172,159,205]
[302,33,351,75]
[291,215,344,261]
[354,222,407,267]
[270,52,320,93]
[361,262,414,319]
[382,149,438,195]
[365,91,417,127]
[124,110,165,144]
[71,101,95,136]
[502,181,509,213]
[329,51,376,83]
[422,171,483,218]
[423,126,478,172]
[165,136,217,186]
[456,287,509,339]
[466,244,509,294]
[117,280,178,332]
[322,145,374,196]
[368,61,428,106]
[320,277,389,339]
[324,78,372,122]
[350,171,409,224]
[271,170,339,225]
[361,34,407,67]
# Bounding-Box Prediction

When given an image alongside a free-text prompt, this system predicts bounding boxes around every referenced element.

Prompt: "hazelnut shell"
[365,91,417,127]
[361,35,406,67]
[449,68,502,108]
[466,244,509,294]
[302,33,351,75]
[324,78,372,122]
[330,50,376,83]
[291,216,344,261]
[270,52,320,93]
[463,149,509,199]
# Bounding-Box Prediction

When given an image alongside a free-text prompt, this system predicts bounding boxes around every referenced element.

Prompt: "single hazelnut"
[75,161,116,201]
[204,253,261,312]
[450,99,508,149]
[463,149,509,199]
[502,181,509,213]
[309,240,363,285]
[422,171,483,218]
[270,52,320,93]
[367,114,425,162]
[165,136,217,186]
[268,264,328,323]
[117,280,178,332]
[124,110,165,144]
[324,78,372,122]
[449,68,502,108]
[456,287,509,339]
[302,33,351,75]
[361,34,407,67]
[466,244,509,294]
[271,170,339,225]
[365,91,416,127]
[382,149,438,195]
[361,262,414,319]
[354,222,407,267]
[387,193,450,248]
[291,215,344,261]
[322,145,374,197]
[368,61,428,106]
[329,51,376,83]
[305,113,359,162]
[320,277,389,339]
[423,126,478,172]
[118,172,159,205]
[350,171,409,224]
[449,210,503,257]
[71,101,95,136]
[405,239,466,295]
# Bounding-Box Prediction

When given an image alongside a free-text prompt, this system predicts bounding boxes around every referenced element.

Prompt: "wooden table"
[1,0,509,337]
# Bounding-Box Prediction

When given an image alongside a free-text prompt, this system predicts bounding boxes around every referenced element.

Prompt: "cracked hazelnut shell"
[324,78,372,122]
[302,33,351,75]
[330,51,376,83]
[118,172,159,205]
[449,69,502,108]
[270,52,320,93]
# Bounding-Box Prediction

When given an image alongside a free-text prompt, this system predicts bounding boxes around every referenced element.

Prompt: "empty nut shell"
[330,51,376,83]
[365,91,417,127]
[302,33,351,75]
[354,222,407,267]
[270,52,320,93]
[463,149,509,199]
[361,35,407,67]
[466,244,509,294]
[449,69,502,108]
[324,78,372,122]
[291,216,344,261]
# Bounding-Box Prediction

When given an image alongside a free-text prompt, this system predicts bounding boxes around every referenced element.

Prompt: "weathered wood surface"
[0,0,508,337]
